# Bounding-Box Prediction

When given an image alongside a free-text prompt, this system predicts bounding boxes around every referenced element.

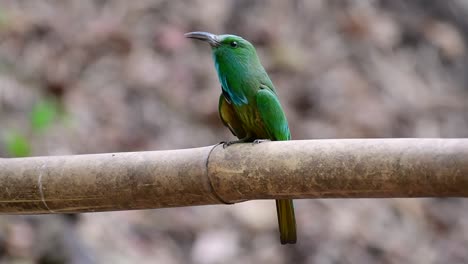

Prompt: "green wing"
[255,88,291,141]
[256,87,296,243]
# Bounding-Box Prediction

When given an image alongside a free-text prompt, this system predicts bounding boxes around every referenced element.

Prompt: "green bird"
[185,31,297,244]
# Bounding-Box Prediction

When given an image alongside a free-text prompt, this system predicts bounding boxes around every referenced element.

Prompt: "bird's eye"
[230,41,238,48]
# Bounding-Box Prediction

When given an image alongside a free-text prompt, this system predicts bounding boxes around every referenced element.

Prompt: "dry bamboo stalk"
[0,139,467,214]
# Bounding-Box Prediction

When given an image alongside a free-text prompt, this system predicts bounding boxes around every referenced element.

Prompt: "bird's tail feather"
[275,199,297,244]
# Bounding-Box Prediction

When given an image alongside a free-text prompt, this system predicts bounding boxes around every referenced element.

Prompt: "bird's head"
[185,32,258,61]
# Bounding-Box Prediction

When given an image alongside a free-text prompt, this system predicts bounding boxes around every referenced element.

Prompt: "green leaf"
[5,132,31,157]
[0,7,8,28]
[30,98,59,132]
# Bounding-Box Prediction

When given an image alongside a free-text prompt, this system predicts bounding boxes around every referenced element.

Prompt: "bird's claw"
[221,141,235,149]
[253,139,270,145]
[221,140,247,148]
[220,138,268,148]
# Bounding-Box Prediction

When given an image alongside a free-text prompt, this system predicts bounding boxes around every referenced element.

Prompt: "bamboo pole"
[0,139,467,214]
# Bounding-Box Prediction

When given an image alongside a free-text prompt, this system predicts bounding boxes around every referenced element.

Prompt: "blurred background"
[1,0,468,263]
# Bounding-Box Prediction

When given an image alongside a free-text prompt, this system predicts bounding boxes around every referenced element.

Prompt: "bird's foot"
[221,140,243,149]
[221,135,253,148]
[253,139,271,145]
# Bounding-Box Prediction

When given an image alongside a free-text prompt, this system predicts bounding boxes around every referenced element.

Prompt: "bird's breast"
[234,104,268,138]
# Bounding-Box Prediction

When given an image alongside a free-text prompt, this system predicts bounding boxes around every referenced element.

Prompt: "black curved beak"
[185,31,220,47]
